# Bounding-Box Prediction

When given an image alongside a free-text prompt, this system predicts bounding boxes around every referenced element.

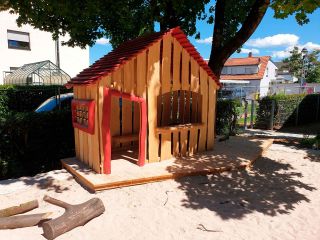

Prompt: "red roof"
[224,57,260,66]
[221,56,270,80]
[68,27,219,87]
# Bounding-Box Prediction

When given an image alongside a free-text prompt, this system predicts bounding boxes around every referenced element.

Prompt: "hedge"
[0,85,71,115]
[216,99,241,135]
[256,94,320,129]
[0,110,74,179]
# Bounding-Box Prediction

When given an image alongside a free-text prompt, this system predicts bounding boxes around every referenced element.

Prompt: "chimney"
[248,52,252,58]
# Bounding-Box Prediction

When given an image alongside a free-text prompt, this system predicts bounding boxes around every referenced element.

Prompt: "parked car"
[35,93,73,112]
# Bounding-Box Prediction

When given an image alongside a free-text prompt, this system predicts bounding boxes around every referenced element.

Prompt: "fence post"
[250,100,255,129]
[316,94,320,121]
[244,99,248,130]
[270,100,275,130]
[295,101,300,126]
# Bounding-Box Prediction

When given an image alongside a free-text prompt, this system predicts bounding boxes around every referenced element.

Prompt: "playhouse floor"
[61,136,273,191]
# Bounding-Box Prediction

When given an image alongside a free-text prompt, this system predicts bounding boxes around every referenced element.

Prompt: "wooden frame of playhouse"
[66,27,220,175]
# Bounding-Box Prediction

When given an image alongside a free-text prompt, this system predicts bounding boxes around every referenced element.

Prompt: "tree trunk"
[208,0,270,79]
[42,195,105,240]
[0,213,52,229]
[0,200,39,218]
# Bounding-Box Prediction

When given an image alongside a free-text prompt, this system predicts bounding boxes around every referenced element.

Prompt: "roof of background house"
[274,61,291,75]
[67,27,220,87]
[221,56,271,80]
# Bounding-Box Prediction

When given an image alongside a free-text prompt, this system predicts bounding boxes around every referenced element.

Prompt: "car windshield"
[35,93,73,112]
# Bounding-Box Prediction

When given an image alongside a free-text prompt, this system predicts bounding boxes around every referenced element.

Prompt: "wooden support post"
[42,195,105,240]
[270,100,275,130]
[243,99,248,130]
[250,100,255,129]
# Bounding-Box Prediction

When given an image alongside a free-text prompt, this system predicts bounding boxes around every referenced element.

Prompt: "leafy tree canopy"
[1,0,319,77]
[283,47,320,83]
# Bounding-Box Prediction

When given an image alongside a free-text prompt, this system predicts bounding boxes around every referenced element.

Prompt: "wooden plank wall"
[73,84,101,173]
[153,35,218,161]
[73,34,218,171]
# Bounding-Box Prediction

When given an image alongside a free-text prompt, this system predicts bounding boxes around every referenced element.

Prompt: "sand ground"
[0,142,319,240]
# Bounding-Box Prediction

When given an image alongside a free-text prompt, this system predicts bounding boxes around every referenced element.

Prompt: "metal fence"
[234,94,320,131]
[218,83,320,100]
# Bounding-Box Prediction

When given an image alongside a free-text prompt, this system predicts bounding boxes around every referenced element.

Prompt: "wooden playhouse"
[66,27,220,175]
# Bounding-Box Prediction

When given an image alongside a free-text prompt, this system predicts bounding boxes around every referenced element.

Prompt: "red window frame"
[102,88,147,174]
[71,99,95,134]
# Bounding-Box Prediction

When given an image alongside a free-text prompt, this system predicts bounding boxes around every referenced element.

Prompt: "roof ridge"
[68,27,219,87]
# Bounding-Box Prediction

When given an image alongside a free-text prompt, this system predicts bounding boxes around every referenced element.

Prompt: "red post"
[102,88,112,174]
[102,88,146,174]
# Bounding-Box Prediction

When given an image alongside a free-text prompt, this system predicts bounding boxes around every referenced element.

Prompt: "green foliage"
[0,85,74,179]
[300,134,320,149]
[216,99,241,135]
[271,0,320,25]
[0,85,71,113]
[0,110,74,179]
[256,94,320,129]
[2,0,209,48]
[283,48,320,83]
[2,0,319,79]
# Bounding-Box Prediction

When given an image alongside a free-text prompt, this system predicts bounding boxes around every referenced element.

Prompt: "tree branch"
[209,0,270,78]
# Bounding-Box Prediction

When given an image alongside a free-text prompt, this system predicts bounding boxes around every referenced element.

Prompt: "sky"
[89,5,320,65]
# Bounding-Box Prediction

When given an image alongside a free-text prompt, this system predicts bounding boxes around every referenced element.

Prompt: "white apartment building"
[220,53,278,98]
[0,11,89,84]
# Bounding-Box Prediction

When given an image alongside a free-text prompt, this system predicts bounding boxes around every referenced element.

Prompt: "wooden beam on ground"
[0,213,52,229]
[42,195,105,240]
[0,200,38,218]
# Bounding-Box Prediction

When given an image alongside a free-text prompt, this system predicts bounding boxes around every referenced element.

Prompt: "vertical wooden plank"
[122,60,134,147]
[86,86,93,169]
[181,49,190,91]
[89,83,101,172]
[133,58,140,136]
[183,91,191,123]
[190,58,200,93]
[110,68,122,148]
[147,41,161,162]
[137,51,147,98]
[189,58,200,155]
[160,35,172,161]
[180,130,188,156]
[136,51,147,160]
[172,38,182,91]
[172,91,179,124]
[207,77,216,150]
[172,38,182,156]
[178,90,185,124]
[77,86,88,165]
[198,68,208,152]
[191,93,198,123]
[73,87,80,160]
[98,75,112,172]
[180,49,190,156]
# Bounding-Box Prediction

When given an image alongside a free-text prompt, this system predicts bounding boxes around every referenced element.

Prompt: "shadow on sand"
[171,154,317,220]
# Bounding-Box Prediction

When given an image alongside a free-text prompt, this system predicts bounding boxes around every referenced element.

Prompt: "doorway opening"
[102,88,146,174]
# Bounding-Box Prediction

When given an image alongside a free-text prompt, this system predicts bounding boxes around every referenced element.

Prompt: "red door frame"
[102,88,147,174]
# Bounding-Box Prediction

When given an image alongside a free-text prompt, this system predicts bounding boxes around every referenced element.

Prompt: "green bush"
[0,85,71,113]
[216,99,241,135]
[256,94,320,129]
[0,110,74,179]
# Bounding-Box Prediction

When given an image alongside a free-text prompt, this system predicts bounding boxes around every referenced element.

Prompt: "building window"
[7,30,30,50]
[10,67,19,71]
